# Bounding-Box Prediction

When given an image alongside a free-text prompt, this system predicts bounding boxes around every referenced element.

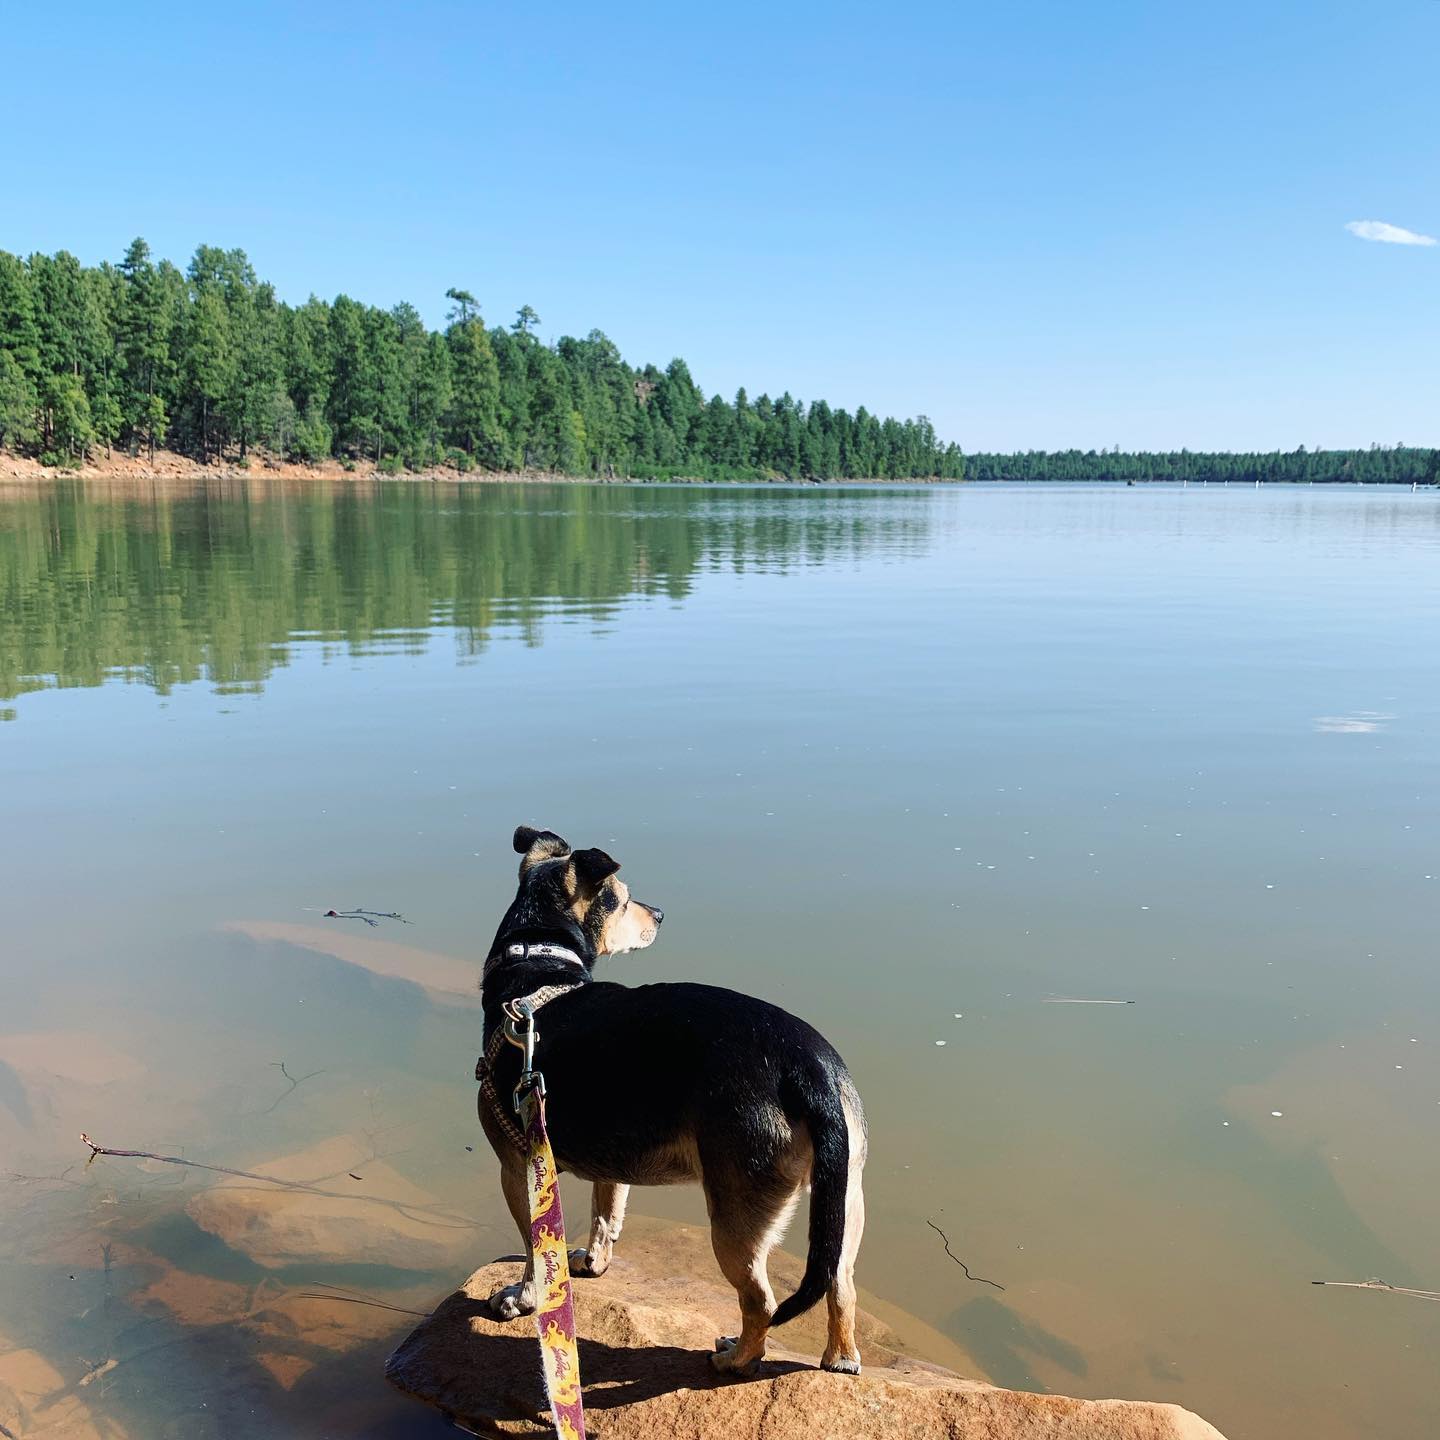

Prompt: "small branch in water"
[6,1166,81,1188]
[1312,1279,1440,1302]
[294,1281,433,1318]
[78,1134,481,1232]
[82,1133,328,1190]
[925,1218,1005,1291]
[263,1060,324,1114]
[317,908,411,927]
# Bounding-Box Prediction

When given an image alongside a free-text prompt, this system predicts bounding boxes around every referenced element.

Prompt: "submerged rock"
[186,1134,480,1271]
[386,1222,1227,1439]
[224,919,481,1005]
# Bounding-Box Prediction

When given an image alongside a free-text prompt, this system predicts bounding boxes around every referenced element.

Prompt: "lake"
[1,477,1437,1439]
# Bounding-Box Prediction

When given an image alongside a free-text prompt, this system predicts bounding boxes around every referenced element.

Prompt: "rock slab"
[386,1224,1227,1439]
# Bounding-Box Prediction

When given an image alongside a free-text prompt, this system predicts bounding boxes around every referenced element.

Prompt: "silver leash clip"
[501,998,545,1109]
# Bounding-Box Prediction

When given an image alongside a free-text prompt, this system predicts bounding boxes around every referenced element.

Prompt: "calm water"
[2,478,1438,1440]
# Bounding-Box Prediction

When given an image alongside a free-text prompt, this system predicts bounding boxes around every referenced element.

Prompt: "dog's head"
[510,825,665,957]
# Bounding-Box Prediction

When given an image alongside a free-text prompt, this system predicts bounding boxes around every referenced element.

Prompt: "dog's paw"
[569,1247,609,1278]
[709,1336,761,1378]
[820,1352,862,1376]
[488,1281,536,1320]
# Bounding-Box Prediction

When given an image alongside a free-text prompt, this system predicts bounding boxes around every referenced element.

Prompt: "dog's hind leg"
[570,1180,628,1277]
[821,1084,867,1374]
[488,1153,537,1320]
[820,1164,865,1372]
[707,1183,800,1377]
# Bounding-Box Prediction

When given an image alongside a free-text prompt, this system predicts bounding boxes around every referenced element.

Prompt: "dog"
[475,825,867,1376]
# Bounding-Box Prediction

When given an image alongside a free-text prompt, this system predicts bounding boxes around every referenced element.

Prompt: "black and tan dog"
[476,825,867,1376]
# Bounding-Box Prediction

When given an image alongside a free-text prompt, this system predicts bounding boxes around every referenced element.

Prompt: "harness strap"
[475,983,579,1150]
[519,1080,586,1439]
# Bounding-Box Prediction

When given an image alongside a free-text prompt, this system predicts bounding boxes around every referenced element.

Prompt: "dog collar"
[503,941,586,968]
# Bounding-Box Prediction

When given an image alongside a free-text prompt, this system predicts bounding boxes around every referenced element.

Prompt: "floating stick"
[1311,1279,1440,1303]
[317,907,411,926]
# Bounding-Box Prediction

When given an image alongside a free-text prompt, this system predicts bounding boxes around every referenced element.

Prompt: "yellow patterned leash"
[504,999,586,1440]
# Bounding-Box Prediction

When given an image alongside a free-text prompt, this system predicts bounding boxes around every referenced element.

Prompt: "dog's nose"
[651,907,665,926]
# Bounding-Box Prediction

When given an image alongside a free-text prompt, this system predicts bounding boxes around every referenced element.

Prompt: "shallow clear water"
[1,478,1437,1439]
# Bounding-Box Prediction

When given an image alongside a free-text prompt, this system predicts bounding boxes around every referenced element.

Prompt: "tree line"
[962,447,1438,486]
[0,239,962,481]
[1,240,1433,484]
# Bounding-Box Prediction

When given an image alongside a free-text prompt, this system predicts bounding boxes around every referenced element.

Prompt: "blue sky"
[5,0,1436,451]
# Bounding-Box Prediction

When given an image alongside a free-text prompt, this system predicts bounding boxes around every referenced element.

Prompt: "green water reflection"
[0,479,928,700]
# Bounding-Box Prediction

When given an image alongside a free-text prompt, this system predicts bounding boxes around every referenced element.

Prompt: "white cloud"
[1345,219,1436,247]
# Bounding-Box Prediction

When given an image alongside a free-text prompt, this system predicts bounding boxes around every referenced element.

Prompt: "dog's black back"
[485,976,853,1188]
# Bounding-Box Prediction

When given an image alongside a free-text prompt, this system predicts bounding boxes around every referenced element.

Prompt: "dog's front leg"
[488,1153,537,1319]
[570,1180,628,1277]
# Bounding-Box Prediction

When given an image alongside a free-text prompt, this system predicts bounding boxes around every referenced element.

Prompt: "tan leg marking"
[489,1155,537,1319]
[570,1180,628,1277]
[821,1091,867,1373]
[709,1188,800,1376]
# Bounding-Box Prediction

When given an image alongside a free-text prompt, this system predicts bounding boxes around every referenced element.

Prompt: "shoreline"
[0,448,952,489]
[2,449,1436,490]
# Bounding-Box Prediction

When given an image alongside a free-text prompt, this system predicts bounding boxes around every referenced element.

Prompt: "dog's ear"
[571,847,621,892]
[514,826,571,870]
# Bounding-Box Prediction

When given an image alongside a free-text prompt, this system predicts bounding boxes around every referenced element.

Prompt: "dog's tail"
[770,1070,859,1327]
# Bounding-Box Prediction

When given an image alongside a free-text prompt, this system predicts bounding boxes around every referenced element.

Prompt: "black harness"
[477,940,587,1150]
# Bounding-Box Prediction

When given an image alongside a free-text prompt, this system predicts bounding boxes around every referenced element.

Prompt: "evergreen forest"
[1,240,1432,484]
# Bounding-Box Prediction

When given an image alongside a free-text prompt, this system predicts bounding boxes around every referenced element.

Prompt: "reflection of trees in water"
[0,480,933,700]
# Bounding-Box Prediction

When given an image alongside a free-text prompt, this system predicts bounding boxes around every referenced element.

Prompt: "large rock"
[386,1221,1226,1439]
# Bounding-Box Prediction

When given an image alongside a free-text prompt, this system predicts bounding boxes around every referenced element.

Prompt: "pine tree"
[0,351,38,451]
[365,306,407,463]
[42,371,93,463]
[183,288,234,463]
[0,251,41,383]
[326,294,379,457]
[444,294,502,462]
[416,331,453,462]
[229,279,283,458]
[118,239,173,461]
